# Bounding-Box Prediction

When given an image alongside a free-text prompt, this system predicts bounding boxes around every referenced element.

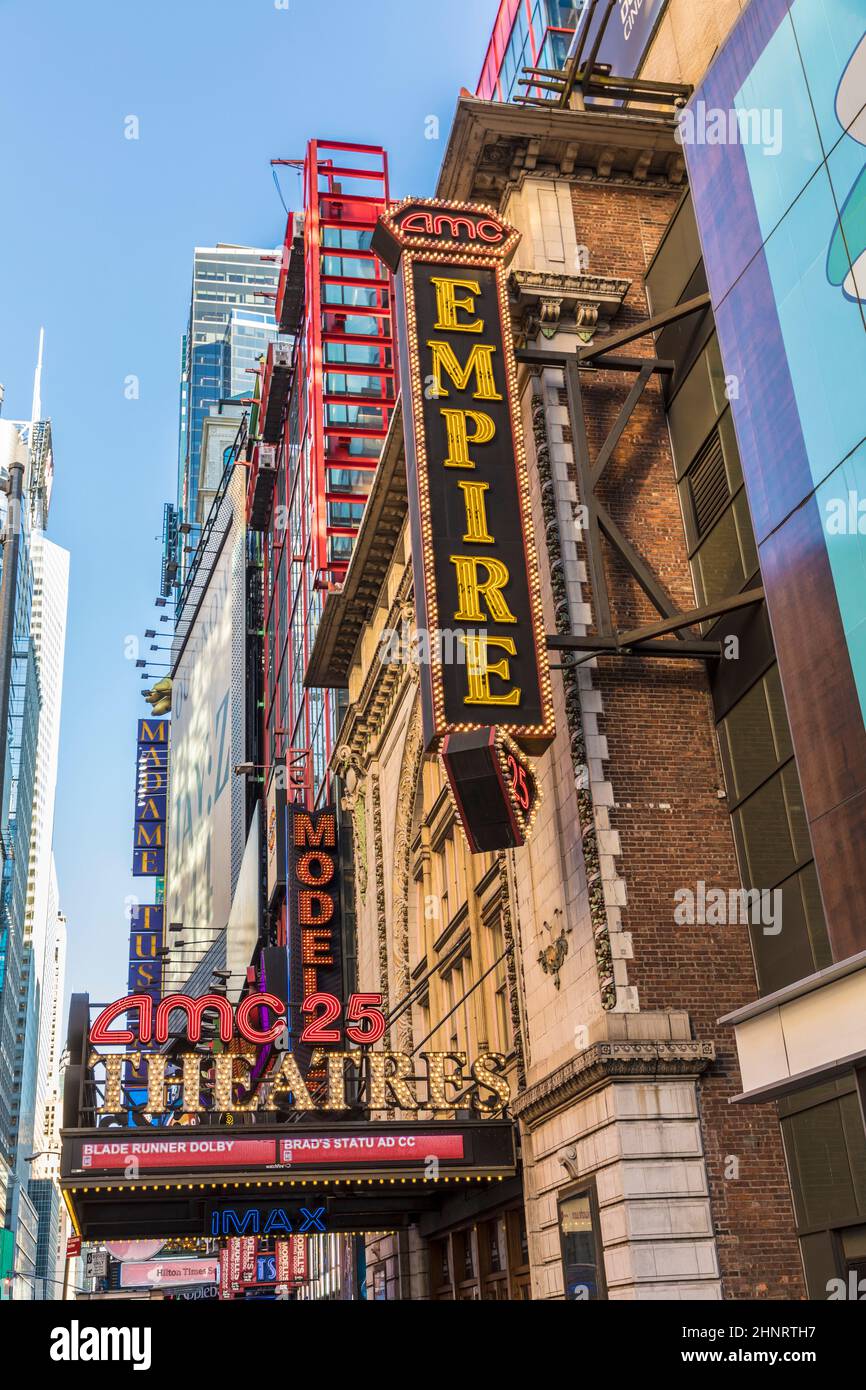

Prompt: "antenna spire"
[31,326,45,423]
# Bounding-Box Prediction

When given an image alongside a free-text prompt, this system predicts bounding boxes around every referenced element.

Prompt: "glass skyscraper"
[0,415,42,1299]
[173,245,283,586]
[0,350,68,1298]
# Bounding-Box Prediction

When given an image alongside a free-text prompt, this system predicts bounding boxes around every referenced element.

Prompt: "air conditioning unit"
[258,444,278,475]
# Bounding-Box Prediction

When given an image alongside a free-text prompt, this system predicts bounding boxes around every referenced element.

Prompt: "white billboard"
[167,469,246,981]
[120,1257,219,1290]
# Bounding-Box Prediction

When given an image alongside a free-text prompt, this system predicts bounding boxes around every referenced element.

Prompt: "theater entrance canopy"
[60,992,518,1242]
[61,1121,516,1242]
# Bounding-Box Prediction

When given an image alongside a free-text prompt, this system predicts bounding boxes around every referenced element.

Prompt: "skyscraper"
[172,244,283,585]
[28,863,66,1301]
[0,339,68,1299]
[0,409,43,1298]
[21,536,68,1166]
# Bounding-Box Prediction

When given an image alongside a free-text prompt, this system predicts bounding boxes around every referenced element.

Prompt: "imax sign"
[207,1204,326,1237]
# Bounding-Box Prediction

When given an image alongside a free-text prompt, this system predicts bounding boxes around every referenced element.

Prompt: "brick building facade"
[308,92,806,1299]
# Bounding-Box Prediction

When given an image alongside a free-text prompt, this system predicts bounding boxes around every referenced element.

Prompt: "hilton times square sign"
[372,199,555,854]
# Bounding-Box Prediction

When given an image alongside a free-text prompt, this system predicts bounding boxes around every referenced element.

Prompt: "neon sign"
[372,197,554,757]
[90,991,288,1046]
[209,1205,325,1237]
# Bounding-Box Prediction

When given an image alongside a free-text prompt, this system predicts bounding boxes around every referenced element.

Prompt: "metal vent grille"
[688,426,730,539]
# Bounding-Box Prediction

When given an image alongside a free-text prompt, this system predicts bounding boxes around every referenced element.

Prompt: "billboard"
[572,0,668,81]
[685,2,866,961]
[119,1257,219,1290]
[167,470,246,968]
[65,1122,515,1179]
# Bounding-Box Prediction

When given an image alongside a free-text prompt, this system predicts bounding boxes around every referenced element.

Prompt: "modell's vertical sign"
[286,806,342,1047]
[373,199,554,852]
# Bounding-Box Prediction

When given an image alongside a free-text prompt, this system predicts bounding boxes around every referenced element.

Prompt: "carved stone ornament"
[538,926,569,990]
[510,269,631,345]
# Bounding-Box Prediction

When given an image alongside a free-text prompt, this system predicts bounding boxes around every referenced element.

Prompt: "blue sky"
[0,0,498,1006]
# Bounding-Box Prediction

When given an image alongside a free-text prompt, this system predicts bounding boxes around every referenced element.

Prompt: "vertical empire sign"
[372,198,554,851]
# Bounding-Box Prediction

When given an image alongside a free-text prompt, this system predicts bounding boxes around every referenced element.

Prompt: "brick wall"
[554,177,804,1298]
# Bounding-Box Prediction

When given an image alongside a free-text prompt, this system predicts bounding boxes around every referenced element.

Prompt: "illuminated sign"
[90,991,288,1045]
[67,1126,510,1176]
[372,198,554,758]
[442,727,541,854]
[86,1047,509,1119]
[119,1257,218,1290]
[208,1204,325,1237]
[133,719,168,876]
[287,806,342,1018]
[82,991,510,1120]
[127,905,164,996]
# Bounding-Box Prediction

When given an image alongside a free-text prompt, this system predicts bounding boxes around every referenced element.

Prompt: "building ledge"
[436,95,686,205]
[512,1040,715,1127]
[720,950,866,1104]
[719,945,866,1026]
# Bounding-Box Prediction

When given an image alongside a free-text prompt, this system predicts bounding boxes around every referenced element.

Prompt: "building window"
[558,1184,606,1300]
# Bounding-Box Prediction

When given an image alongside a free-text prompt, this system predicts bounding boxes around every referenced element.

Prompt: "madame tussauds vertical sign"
[372,199,554,759]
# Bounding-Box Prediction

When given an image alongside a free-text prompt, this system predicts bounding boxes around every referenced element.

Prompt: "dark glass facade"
[677,0,866,1297]
[477,0,584,102]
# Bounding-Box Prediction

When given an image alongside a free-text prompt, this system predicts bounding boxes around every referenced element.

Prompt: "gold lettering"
[470,1052,512,1113]
[460,634,521,707]
[213,1052,257,1112]
[427,340,502,401]
[451,555,517,623]
[422,1051,468,1110]
[430,276,483,333]
[144,1054,168,1119]
[91,1052,125,1115]
[266,1051,317,1110]
[440,408,495,468]
[366,1052,418,1111]
[313,1049,360,1112]
[182,1052,205,1113]
[458,480,495,544]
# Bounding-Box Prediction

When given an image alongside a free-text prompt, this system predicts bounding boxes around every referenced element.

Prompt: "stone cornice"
[512,1040,716,1127]
[510,268,632,342]
[437,97,686,204]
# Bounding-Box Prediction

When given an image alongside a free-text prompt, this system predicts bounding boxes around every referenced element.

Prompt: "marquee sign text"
[372,198,554,758]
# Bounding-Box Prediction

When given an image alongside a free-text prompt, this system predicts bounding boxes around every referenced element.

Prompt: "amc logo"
[397,207,506,245]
